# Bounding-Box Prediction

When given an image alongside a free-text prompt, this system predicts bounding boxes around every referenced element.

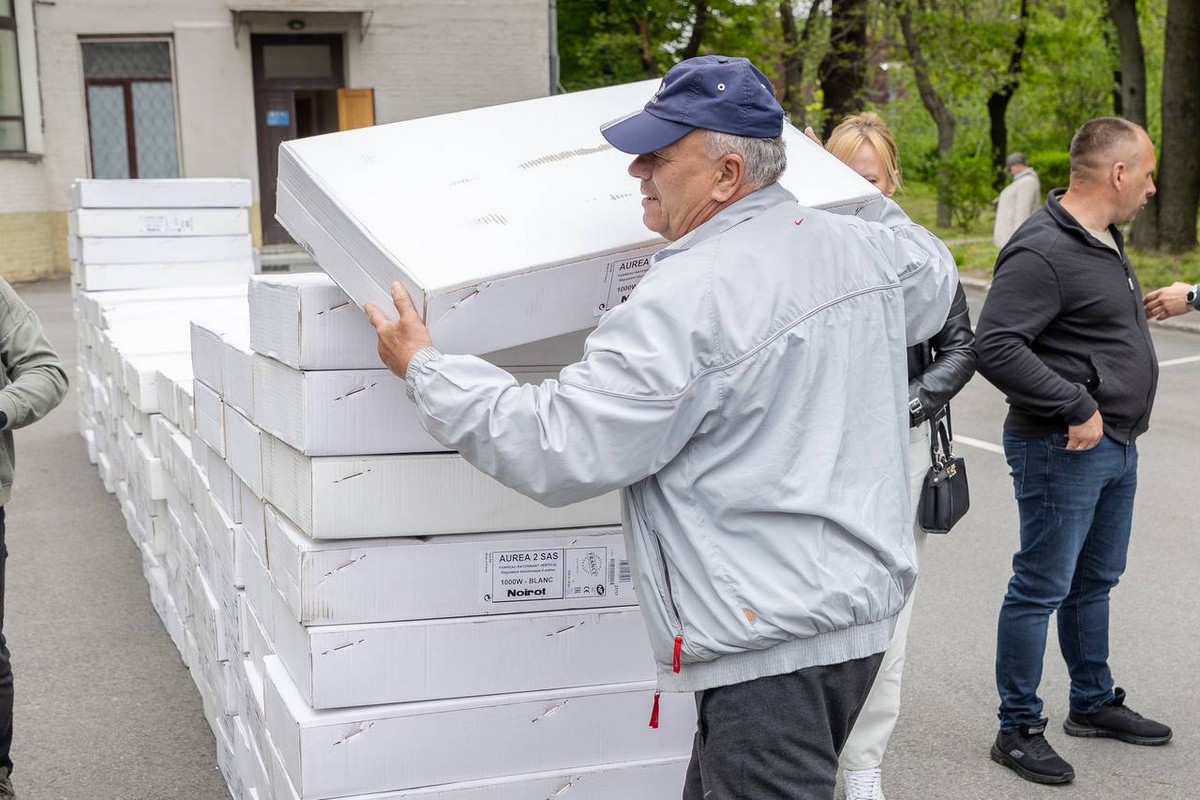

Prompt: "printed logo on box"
[484,547,631,603]
[595,249,657,317]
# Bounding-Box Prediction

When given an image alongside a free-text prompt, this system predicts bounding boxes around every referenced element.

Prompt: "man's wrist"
[1187,283,1199,310]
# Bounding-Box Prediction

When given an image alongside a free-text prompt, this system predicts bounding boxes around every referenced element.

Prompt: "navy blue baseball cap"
[601,56,784,155]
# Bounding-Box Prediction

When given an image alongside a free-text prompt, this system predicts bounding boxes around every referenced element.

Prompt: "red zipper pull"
[649,691,661,729]
[672,634,683,673]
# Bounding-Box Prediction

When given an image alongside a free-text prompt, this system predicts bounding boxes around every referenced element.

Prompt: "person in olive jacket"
[0,277,68,799]
[975,117,1168,788]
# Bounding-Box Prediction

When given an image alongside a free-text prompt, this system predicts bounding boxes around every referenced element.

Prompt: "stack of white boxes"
[68,179,255,292]
[214,271,696,799]
[67,177,254,794]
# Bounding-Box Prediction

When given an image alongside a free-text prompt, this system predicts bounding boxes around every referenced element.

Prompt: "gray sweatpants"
[682,653,884,800]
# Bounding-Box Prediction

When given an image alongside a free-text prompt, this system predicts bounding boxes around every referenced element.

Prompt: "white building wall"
[0,0,550,279]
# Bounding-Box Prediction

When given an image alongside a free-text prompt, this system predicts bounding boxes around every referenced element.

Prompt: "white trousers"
[840,427,931,770]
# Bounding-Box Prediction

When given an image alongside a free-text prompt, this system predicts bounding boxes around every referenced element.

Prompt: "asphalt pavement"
[6,277,1200,799]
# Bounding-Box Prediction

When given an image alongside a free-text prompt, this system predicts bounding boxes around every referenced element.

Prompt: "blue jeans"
[996,432,1137,732]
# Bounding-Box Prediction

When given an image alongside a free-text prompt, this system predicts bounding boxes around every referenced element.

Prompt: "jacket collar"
[652,182,797,262]
[1045,188,1126,253]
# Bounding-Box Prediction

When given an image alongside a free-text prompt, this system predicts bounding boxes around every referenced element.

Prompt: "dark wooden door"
[252,34,345,245]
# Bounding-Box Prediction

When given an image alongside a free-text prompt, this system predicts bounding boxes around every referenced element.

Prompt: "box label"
[596,250,657,316]
[485,546,631,603]
[138,214,196,235]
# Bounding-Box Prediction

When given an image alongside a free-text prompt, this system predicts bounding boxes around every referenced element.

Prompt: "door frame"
[251,33,345,245]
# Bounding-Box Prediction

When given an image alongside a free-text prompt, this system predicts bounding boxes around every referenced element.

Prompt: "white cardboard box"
[221,327,254,417]
[251,359,559,456]
[249,356,436,456]
[80,285,246,330]
[276,79,882,355]
[248,273,381,371]
[75,234,252,264]
[248,272,591,370]
[269,757,688,800]
[226,405,264,498]
[191,320,227,395]
[266,507,633,625]
[69,207,249,237]
[70,178,252,209]
[123,352,192,414]
[264,655,693,799]
[240,484,267,561]
[242,531,277,647]
[194,379,225,457]
[274,600,654,709]
[260,434,620,539]
[72,254,250,292]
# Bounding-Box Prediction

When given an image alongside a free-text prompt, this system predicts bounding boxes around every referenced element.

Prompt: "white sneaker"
[844,767,885,800]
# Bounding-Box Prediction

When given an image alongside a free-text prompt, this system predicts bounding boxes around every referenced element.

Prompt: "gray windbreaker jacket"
[405,183,957,693]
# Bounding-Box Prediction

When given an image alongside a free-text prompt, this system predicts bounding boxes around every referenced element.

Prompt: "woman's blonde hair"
[825,111,903,193]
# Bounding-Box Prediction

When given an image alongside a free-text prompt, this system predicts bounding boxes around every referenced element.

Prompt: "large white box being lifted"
[276,79,882,356]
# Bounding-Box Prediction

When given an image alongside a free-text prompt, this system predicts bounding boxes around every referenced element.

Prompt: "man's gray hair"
[702,131,787,188]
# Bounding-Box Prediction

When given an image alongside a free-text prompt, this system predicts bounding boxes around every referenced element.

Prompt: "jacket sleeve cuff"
[404,347,444,401]
[0,394,16,430]
[1064,391,1099,426]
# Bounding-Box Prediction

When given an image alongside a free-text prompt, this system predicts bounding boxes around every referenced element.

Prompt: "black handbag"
[917,409,969,534]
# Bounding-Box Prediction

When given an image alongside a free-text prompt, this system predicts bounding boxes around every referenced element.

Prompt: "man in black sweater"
[976,117,1170,787]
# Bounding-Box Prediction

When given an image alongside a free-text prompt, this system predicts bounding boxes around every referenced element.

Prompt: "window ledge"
[0,152,43,163]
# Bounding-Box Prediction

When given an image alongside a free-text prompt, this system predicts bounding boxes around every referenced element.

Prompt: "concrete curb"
[958,274,1200,335]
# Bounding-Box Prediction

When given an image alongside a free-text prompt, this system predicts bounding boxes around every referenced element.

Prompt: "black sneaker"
[1063,687,1172,745]
[990,719,1075,785]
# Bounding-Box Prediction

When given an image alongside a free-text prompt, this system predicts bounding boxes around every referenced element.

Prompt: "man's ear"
[1111,157,1130,193]
[712,153,747,201]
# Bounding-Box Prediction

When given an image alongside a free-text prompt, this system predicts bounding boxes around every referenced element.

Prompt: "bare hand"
[1143,282,1194,321]
[803,126,822,147]
[364,282,433,379]
[1067,410,1103,450]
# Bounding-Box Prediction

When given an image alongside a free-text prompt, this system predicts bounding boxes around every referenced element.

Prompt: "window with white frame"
[0,0,24,152]
[81,39,180,178]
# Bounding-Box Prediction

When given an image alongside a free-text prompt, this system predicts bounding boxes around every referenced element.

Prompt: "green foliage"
[1026,150,1071,192]
[556,0,785,92]
[553,0,1191,248]
[940,151,998,232]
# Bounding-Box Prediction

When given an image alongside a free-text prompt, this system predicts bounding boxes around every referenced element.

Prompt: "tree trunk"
[1106,0,1147,126]
[988,0,1029,191]
[1101,23,1123,116]
[895,0,955,227]
[681,1,709,61]
[1107,0,1158,248]
[819,0,870,139]
[1156,0,1200,253]
[635,16,656,76]
[780,1,821,127]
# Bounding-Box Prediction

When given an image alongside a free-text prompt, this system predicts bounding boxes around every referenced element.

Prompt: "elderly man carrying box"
[366,55,957,799]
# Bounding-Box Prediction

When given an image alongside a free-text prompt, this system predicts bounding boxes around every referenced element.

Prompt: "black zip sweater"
[975,189,1158,444]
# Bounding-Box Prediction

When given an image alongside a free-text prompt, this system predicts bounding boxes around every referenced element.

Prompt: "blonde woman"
[824,113,977,800]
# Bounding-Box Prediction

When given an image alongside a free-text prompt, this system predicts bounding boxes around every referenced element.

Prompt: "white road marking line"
[1159,354,1200,368]
[955,435,1005,455]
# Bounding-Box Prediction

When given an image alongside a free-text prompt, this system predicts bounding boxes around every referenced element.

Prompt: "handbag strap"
[927,406,954,466]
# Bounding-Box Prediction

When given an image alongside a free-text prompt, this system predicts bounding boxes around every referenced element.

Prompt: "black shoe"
[991,719,1075,785]
[1063,687,1172,745]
